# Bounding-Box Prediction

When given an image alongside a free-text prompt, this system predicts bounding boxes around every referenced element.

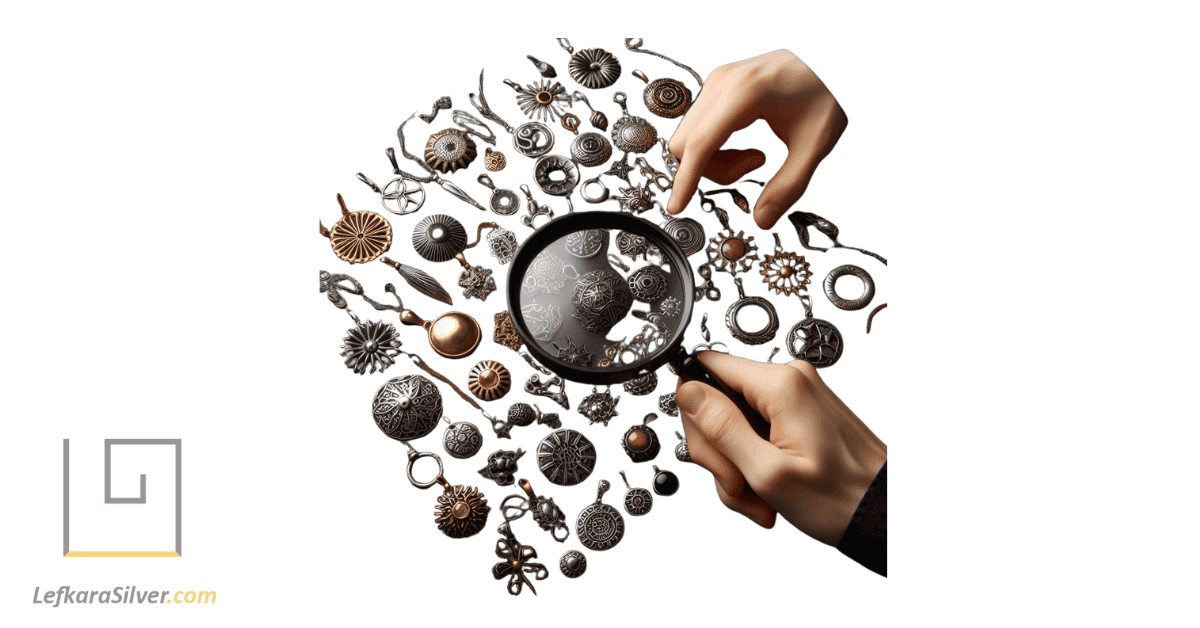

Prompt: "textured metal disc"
[412,214,467,263]
[329,210,393,264]
[627,266,669,303]
[786,317,844,368]
[371,374,443,442]
[662,217,705,257]
[563,229,606,258]
[534,154,579,196]
[612,115,658,153]
[576,502,624,551]
[537,429,596,486]
[434,484,489,538]
[568,48,621,89]
[623,487,653,516]
[443,421,483,459]
[570,132,613,167]
[507,402,536,427]
[424,129,477,173]
[643,78,692,118]
[467,360,511,401]
[560,550,587,578]
[488,189,520,216]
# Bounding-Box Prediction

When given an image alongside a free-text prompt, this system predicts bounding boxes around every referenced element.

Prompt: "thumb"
[676,380,783,485]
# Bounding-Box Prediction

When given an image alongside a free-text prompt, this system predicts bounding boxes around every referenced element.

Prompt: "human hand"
[676,352,885,546]
[666,50,848,229]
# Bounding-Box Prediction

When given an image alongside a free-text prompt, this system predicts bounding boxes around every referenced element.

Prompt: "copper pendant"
[424,129,477,174]
[760,245,813,297]
[643,78,692,118]
[621,413,661,463]
[433,475,490,539]
[706,228,759,276]
[399,309,481,360]
[320,194,393,264]
[468,360,511,401]
[493,311,523,351]
[484,148,506,171]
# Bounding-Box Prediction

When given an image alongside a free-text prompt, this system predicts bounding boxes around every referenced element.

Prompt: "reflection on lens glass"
[516,227,685,371]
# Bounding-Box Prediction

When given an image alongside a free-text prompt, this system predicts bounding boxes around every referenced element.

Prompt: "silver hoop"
[404,447,445,489]
[823,265,875,311]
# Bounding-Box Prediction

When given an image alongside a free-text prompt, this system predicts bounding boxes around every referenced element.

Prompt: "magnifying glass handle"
[674,352,771,440]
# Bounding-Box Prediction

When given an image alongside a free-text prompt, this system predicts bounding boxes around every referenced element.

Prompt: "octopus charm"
[492,522,549,596]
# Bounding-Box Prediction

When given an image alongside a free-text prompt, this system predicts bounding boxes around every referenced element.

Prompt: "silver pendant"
[506,402,561,430]
[478,448,525,486]
[622,413,661,463]
[551,336,594,366]
[341,319,402,375]
[823,264,876,311]
[527,55,556,78]
[622,371,658,397]
[788,211,887,266]
[658,393,678,417]
[413,214,467,263]
[372,374,443,442]
[442,420,483,459]
[537,429,597,486]
[501,478,570,542]
[558,39,622,89]
[579,387,620,427]
[356,172,426,216]
[627,265,670,303]
[576,480,625,551]
[504,78,572,122]
[487,228,519,265]
[725,277,780,345]
[610,92,658,154]
[786,295,844,368]
[477,174,521,216]
[519,184,555,230]
[571,270,634,334]
[533,154,580,198]
[560,550,587,578]
[526,374,570,410]
[458,265,496,301]
[618,471,654,516]
[512,121,555,158]
[659,208,705,257]
[693,262,721,301]
[643,78,692,119]
[616,230,651,260]
[570,132,613,167]
[674,432,692,463]
[563,229,606,259]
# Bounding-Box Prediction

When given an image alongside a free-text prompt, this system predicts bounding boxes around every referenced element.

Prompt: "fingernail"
[677,383,708,415]
[754,203,775,229]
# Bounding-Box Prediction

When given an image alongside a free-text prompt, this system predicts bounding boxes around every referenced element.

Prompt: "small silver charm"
[479,448,525,486]
[560,550,587,578]
[623,371,658,397]
[512,121,555,158]
[575,480,625,551]
[537,429,596,486]
[786,294,844,368]
[618,470,654,516]
[502,478,570,542]
[659,296,682,319]
[533,154,581,198]
[526,374,570,410]
[610,92,658,154]
[571,270,634,333]
[570,132,613,167]
[658,393,678,417]
[341,319,402,375]
[552,336,594,367]
[487,227,519,265]
[602,151,635,183]
[580,387,620,427]
[627,265,670,303]
[413,214,468,263]
[519,184,555,229]
[725,277,780,345]
[443,420,484,459]
[357,172,426,216]
[477,174,521,216]
[527,55,557,78]
[621,413,661,463]
[506,402,561,430]
[458,265,496,301]
[674,432,692,463]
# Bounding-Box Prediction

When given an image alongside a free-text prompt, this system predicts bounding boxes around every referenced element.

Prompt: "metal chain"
[624,38,704,87]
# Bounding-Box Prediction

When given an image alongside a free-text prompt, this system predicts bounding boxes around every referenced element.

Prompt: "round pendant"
[371,374,443,442]
[507,403,537,427]
[468,360,511,401]
[576,480,625,551]
[652,465,679,496]
[622,371,657,396]
[537,429,597,486]
[340,320,402,375]
[424,129,477,173]
[612,115,658,154]
[823,264,876,311]
[484,147,507,171]
[442,421,483,459]
[658,393,678,417]
[326,197,393,264]
[674,431,692,463]
[570,132,613,167]
[786,317,844,368]
[560,550,587,578]
[622,413,661,463]
[619,471,654,516]
[571,270,634,334]
[567,48,622,89]
[726,296,780,346]
[706,228,759,276]
[434,480,490,539]
[627,266,669,303]
[513,122,555,158]
[412,214,467,263]
[760,249,813,297]
[643,78,692,118]
[661,216,706,257]
[579,388,621,427]
[406,310,481,360]
[533,154,580,197]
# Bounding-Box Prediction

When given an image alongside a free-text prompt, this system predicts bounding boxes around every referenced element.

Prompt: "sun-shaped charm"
[614,183,655,214]
[340,320,402,375]
[552,336,594,367]
[760,250,812,296]
[705,229,759,276]
[434,482,490,539]
[506,79,572,122]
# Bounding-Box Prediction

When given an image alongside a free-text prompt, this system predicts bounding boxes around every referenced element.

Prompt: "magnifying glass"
[505,211,770,439]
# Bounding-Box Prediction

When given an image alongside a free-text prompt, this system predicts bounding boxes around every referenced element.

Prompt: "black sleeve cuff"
[837,462,886,577]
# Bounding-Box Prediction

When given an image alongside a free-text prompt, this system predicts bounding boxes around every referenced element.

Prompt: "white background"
[2,2,1197,626]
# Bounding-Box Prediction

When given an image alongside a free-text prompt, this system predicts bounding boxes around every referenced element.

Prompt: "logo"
[62,439,182,557]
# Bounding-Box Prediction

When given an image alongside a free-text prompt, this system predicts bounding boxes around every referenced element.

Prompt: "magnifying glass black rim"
[505,211,696,386]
